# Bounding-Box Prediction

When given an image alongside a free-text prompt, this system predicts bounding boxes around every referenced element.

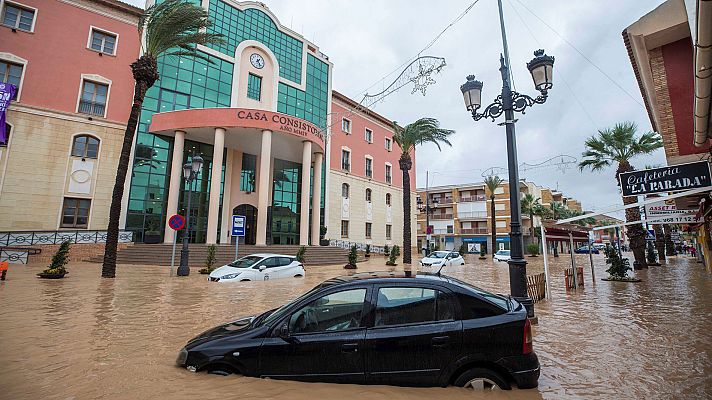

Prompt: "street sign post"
[232,215,246,260]
[168,214,186,277]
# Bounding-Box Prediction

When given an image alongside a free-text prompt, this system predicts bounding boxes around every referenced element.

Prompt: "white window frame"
[385,137,392,152]
[386,224,392,240]
[86,26,119,56]
[75,74,111,119]
[341,117,351,134]
[0,52,27,102]
[365,155,373,179]
[364,127,373,143]
[1,0,37,33]
[341,146,351,173]
[385,162,392,185]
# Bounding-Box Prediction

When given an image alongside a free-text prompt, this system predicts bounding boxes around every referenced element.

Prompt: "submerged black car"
[177,272,539,390]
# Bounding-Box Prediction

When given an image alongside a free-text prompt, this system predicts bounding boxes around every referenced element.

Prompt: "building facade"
[416,180,582,253]
[0,0,142,231]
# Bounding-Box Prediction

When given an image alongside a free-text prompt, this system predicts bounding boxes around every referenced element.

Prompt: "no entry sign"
[168,214,185,231]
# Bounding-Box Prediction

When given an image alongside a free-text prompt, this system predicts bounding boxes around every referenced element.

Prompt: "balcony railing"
[459,195,487,202]
[78,100,105,117]
[458,211,488,219]
[460,228,489,234]
[430,213,453,220]
[432,228,452,234]
[0,230,134,246]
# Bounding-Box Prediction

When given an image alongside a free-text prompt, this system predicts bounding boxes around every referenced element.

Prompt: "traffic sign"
[232,215,246,237]
[168,214,185,231]
[645,229,656,241]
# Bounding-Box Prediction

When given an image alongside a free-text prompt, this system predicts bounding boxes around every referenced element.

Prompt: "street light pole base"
[177,247,190,277]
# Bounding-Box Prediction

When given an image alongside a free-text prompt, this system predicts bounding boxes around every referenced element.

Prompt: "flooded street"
[1,253,711,399]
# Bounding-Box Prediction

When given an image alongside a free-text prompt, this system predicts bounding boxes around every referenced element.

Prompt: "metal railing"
[460,228,489,234]
[78,100,105,117]
[430,214,453,220]
[0,230,134,246]
[459,195,487,202]
[458,211,488,219]
[329,239,387,254]
[432,228,452,234]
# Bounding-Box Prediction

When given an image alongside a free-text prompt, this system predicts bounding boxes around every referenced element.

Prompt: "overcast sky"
[126,0,670,217]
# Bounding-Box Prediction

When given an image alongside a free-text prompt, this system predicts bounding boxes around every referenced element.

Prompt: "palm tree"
[392,118,454,267]
[101,0,224,278]
[484,175,504,254]
[549,202,567,220]
[579,121,662,269]
[520,193,541,244]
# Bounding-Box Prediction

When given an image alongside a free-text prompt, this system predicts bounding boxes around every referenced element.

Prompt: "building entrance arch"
[233,204,257,245]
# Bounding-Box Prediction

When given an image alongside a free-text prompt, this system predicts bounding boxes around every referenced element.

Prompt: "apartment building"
[416,180,583,253]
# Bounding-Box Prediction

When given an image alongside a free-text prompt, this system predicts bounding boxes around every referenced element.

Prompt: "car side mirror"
[277,323,289,338]
[259,265,266,271]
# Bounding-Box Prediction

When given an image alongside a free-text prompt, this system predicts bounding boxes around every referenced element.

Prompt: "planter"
[319,239,330,246]
[199,268,211,275]
[37,272,67,279]
[144,233,162,244]
[601,277,642,283]
[528,255,539,257]
[344,264,357,269]
[386,261,397,266]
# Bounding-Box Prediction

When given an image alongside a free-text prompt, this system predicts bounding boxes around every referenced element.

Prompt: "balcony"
[432,228,452,235]
[78,100,105,117]
[459,195,486,202]
[430,213,453,220]
[460,227,488,235]
[458,211,488,219]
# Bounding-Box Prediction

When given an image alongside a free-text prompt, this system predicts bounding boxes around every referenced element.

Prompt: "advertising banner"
[0,83,17,144]
[619,161,711,197]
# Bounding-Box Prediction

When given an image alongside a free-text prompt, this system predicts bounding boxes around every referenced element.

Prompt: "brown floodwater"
[1,252,711,399]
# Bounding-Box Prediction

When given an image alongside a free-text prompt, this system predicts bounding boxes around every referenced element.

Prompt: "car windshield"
[497,250,510,255]
[229,255,262,268]
[430,251,449,259]
[258,285,322,327]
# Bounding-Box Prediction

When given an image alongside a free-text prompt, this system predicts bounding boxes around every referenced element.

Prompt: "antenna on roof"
[436,263,446,276]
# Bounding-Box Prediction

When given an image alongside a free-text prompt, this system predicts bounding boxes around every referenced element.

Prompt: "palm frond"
[392,118,454,157]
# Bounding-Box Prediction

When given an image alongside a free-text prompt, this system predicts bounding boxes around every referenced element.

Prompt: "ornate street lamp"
[459,0,554,319]
[177,153,203,277]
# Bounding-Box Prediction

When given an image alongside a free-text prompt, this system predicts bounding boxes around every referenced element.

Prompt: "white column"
[256,129,272,246]
[299,141,312,245]
[206,127,226,244]
[311,152,323,245]
[163,130,185,243]
[219,149,234,245]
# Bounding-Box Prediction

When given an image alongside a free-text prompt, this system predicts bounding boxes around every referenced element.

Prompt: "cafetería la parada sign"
[619,161,712,197]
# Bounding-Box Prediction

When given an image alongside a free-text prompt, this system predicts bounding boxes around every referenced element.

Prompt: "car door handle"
[341,343,358,353]
[431,336,450,347]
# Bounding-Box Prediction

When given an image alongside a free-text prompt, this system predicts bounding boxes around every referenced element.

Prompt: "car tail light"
[523,319,533,354]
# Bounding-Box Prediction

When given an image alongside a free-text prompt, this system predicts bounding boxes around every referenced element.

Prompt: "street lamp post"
[177,153,204,277]
[417,175,438,256]
[459,0,554,319]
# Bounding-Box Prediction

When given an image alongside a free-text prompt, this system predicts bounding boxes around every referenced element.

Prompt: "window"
[71,135,99,158]
[341,118,351,133]
[386,224,392,240]
[496,221,507,228]
[365,222,372,239]
[385,164,392,184]
[158,88,189,112]
[365,157,373,178]
[365,128,373,143]
[247,73,262,100]
[365,188,372,202]
[61,198,91,228]
[0,60,22,100]
[89,28,117,55]
[78,80,108,117]
[341,220,349,238]
[385,137,392,152]
[288,289,366,334]
[240,153,256,192]
[458,293,506,319]
[2,2,35,32]
[447,225,454,234]
[386,193,392,206]
[341,183,349,199]
[374,287,453,327]
[341,149,350,171]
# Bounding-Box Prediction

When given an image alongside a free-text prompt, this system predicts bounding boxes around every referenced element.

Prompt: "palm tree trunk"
[617,161,647,269]
[653,224,666,264]
[102,56,158,278]
[490,195,496,254]
[399,155,413,267]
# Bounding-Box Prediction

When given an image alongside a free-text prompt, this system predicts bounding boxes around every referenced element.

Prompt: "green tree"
[392,118,454,267]
[484,175,504,255]
[101,0,224,278]
[579,122,663,268]
[44,240,71,275]
[549,202,567,220]
[521,193,541,244]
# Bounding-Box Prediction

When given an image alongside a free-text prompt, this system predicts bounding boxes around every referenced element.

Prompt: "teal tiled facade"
[126,0,330,243]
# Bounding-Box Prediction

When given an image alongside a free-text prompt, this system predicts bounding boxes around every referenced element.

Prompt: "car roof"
[317,271,466,289]
[245,253,294,258]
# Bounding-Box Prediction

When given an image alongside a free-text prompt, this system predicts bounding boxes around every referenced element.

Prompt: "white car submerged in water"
[419,251,465,268]
[209,254,305,282]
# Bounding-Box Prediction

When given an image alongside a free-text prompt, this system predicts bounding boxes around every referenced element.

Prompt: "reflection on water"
[1,253,711,399]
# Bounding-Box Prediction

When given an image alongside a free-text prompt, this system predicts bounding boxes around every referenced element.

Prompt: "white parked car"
[493,250,511,262]
[420,251,465,268]
[208,254,305,282]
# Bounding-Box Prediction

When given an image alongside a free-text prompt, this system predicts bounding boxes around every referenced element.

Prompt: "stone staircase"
[89,244,365,267]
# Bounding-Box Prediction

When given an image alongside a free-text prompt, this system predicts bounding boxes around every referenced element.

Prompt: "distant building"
[416,180,583,253]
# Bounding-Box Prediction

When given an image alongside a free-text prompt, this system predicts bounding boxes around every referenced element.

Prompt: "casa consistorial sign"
[619,161,712,197]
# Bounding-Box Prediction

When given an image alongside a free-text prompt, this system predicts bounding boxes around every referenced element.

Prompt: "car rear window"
[458,294,506,319]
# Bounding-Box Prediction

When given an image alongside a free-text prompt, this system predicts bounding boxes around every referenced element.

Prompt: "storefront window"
[240,153,256,192]
[270,158,302,245]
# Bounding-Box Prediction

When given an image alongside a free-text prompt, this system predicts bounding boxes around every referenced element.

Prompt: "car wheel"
[240,279,250,282]
[455,367,510,391]
[294,274,303,278]
[206,367,232,376]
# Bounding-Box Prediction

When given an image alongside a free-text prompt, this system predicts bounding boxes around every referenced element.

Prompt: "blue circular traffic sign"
[168,214,186,231]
